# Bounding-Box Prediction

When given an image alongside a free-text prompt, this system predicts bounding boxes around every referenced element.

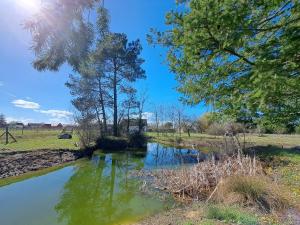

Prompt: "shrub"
[273,126,288,134]
[96,136,128,150]
[206,122,245,136]
[224,122,245,135]
[214,176,291,213]
[206,123,226,135]
[295,125,300,134]
[206,205,259,225]
[128,132,147,148]
[175,136,182,144]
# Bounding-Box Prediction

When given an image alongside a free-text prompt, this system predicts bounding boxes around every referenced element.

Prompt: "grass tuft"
[206,205,259,225]
[215,176,291,213]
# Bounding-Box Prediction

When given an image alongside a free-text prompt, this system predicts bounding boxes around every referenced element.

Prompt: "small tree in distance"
[0,114,7,128]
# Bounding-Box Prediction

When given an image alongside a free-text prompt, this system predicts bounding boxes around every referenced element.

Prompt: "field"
[0,129,298,152]
[0,129,80,151]
[147,132,300,148]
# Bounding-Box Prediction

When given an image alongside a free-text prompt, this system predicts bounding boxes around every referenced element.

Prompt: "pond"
[0,143,206,225]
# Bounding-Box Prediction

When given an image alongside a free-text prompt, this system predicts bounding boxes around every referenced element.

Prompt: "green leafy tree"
[66,7,111,137]
[197,112,217,133]
[149,0,300,128]
[96,33,146,136]
[66,55,111,136]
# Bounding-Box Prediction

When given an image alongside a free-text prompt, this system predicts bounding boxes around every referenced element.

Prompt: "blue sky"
[0,0,208,124]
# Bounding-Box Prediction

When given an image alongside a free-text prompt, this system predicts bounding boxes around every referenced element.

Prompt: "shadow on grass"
[246,145,300,167]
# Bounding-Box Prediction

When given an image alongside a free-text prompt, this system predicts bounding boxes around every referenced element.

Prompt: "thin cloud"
[12,99,40,109]
[37,110,73,119]
[142,112,155,123]
[0,81,3,87]
[6,117,35,124]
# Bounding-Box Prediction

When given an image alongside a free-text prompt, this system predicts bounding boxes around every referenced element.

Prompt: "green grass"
[0,129,80,151]
[146,132,300,148]
[199,220,218,225]
[255,146,300,199]
[206,205,259,225]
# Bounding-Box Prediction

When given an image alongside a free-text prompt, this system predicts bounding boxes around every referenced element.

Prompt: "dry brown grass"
[213,175,291,213]
[139,154,293,214]
[142,155,263,202]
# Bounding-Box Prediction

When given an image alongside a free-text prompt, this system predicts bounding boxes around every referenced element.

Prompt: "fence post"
[5,126,9,144]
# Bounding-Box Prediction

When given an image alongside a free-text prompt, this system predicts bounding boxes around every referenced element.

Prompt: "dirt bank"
[0,150,85,179]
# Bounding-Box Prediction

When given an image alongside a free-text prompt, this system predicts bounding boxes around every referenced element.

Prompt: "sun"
[16,0,41,12]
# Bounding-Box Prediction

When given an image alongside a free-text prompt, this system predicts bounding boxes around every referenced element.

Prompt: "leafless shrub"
[75,114,98,148]
[206,123,226,136]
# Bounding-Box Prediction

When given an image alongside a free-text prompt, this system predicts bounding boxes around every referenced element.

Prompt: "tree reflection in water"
[55,151,165,225]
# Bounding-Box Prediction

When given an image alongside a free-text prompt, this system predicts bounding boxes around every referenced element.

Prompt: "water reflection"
[144,143,206,168]
[55,153,165,225]
[0,143,205,225]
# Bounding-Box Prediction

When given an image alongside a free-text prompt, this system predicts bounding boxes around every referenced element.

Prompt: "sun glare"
[16,0,41,12]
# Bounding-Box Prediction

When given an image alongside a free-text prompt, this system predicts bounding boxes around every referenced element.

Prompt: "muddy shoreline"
[0,149,87,179]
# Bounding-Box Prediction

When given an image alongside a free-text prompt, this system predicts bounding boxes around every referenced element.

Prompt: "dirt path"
[0,150,85,179]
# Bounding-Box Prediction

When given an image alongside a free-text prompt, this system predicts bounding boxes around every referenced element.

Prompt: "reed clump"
[149,155,262,201]
[145,155,291,213]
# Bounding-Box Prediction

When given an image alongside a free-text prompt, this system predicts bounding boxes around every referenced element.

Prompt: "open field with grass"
[0,129,80,151]
[147,132,300,148]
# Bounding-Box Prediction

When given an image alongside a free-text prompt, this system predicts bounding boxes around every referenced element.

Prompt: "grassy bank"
[146,132,300,149]
[0,129,80,151]
[139,135,300,225]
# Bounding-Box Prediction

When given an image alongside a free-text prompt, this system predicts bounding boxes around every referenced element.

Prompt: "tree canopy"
[149,0,300,128]
[24,0,102,71]
[66,7,146,137]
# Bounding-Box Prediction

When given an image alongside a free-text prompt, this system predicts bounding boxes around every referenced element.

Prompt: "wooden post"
[6,126,8,145]
[0,126,17,145]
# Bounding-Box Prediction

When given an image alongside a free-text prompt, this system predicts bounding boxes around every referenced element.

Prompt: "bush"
[96,136,128,150]
[206,205,259,225]
[295,125,300,134]
[206,123,226,135]
[128,132,147,148]
[214,176,291,213]
[206,122,245,136]
[273,126,288,134]
[224,122,245,135]
[175,136,182,144]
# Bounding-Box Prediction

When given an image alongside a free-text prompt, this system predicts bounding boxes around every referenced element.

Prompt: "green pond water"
[0,143,206,225]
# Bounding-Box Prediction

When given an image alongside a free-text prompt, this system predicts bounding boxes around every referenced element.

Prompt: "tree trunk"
[113,70,118,136]
[95,105,103,136]
[138,113,142,134]
[98,78,107,135]
[127,107,130,134]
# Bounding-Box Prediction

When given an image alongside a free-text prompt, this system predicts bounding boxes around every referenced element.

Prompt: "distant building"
[9,122,24,129]
[28,123,44,129]
[42,124,52,129]
[120,119,148,134]
[56,123,63,129]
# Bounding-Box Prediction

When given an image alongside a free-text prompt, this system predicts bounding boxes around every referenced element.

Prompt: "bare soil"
[0,149,85,179]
